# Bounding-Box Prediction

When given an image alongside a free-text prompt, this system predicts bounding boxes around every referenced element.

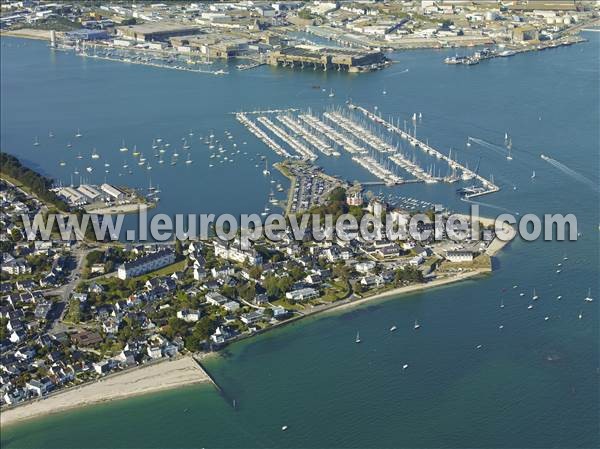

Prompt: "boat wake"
[541,154,598,192]
[468,137,508,157]
[461,197,517,215]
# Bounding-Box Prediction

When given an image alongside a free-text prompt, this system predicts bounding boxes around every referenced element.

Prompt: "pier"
[350,104,500,197]
[256,116,317,161]
[235,113,292,158]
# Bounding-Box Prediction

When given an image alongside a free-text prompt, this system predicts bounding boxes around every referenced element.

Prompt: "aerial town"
[0,146,505,408]
[1,1,597,74]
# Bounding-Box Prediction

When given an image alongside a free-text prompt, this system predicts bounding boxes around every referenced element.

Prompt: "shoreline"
[0,355,211,428]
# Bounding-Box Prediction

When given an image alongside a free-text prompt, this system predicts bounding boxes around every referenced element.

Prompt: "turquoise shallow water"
[1,34,598,448]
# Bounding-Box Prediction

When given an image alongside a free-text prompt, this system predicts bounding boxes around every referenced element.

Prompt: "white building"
[117,249,175,279]
[101,183,126,200]
[286,287,319,302]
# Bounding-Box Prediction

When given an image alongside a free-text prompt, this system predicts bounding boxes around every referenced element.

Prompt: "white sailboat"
[413,319,420,330]
[75,128,82,138]
[355,332,361,343]
[119,139,128,152]
[532,289,539,300]
[328,88,335,98]
[584,288,593,302]
[91,148,100,159]
[390,325,397,332]
[33,137,40,147]
[263,160,271,176]
[531,170,536,180]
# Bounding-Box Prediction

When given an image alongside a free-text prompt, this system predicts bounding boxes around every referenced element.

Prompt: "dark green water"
[1,35,598,448]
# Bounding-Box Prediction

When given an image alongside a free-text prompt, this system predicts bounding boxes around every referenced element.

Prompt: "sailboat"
[390,325,397,332]
[413,319,420,330]
[506,145,513,161]
[328,88,335,98]
[185,153,193,164]
[33,137,40,147]
[532,289,539,300]
[531,170,536,180]
[500,299,505,308]
[48,130,54,138]
[119,140,128,152]
[75,128,82,138]
[91,148,100,159]
[355,332,361,344]
[578,311,583,319]
[66,142,72,148]
[151,139,158,150]
[263,160,271,176]
[584,288,593,302]
[86,166,93,173]
[412,112,417,121]
[132,145,140,156]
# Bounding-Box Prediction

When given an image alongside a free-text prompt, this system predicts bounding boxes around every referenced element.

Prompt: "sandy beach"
[0,356,210,427]
[1,29,52,41]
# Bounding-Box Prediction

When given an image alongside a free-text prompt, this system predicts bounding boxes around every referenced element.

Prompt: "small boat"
[132,145,140,156]
[413,319,420,330]
[500,300,505,308]
[185,153,193,164]
[556,269,561,274]
[531,170,536,180]
[263,160,271,176]
[328,89,335,97]
[86,166,93,173]
[390,326,397,332]
[59,161,66,167]
[281,426,288,431]
[67,142,72,148]
[476,345,483,349]
[48,130,54,138]
[91,148,100,159]
[578,311,583,319]
[412,112,417,121]
[584,288,593,302]
[557,295,562,300]
[402,364,409,370]
[532,289,539,300]
[76,152,83,159]
[499,324,504,329]
[544,316,549,321]
[527,304,533,310]
[33,137,40,147]
[119,140,128,152]
[382,89,387,95]
[75,129,82,138]
[355,332,361,344]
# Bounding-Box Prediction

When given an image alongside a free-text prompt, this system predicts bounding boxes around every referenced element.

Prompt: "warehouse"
[116,22,202,42]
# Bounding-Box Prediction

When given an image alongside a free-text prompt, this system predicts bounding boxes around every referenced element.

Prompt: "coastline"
[0,355,211,428]
[1,29,52,41]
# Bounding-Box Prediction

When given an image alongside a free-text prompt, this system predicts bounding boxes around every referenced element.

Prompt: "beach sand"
[1,29,52,41]
[0,356,210,427]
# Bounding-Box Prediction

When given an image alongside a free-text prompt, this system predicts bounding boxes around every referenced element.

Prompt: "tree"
[65,299,81,323]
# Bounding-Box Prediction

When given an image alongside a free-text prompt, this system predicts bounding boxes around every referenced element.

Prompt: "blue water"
[1,34,598,448]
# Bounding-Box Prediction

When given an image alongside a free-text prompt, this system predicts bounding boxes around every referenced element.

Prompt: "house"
[445,249,474,263]
[147,345,163,359]
[205,291,229,306]
[93,360,112,375]
[240,310,264,325]
[177,309,201,323]
[213,239,263,266]
[286,287,319,302]
[26,377,54,396]
[222,301,240,313]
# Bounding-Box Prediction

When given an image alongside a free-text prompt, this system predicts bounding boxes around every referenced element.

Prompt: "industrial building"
[268,46,387,72]
[116,22,202,42]
[64,29,110,41]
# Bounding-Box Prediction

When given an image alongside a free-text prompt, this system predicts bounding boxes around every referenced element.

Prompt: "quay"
[349,104,500,198]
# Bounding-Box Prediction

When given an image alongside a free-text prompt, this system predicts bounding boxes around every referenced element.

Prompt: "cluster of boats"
[236,113,292,158]
[444,48,517,65]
